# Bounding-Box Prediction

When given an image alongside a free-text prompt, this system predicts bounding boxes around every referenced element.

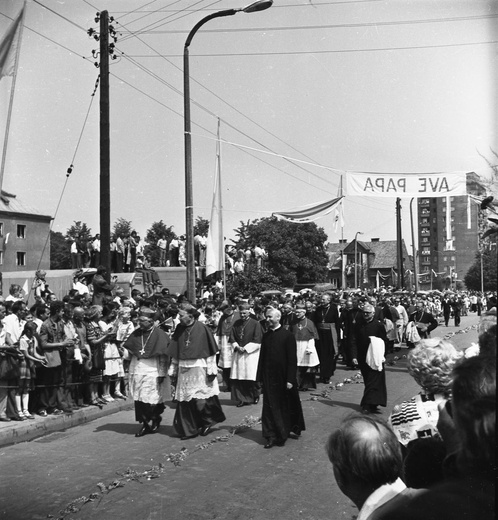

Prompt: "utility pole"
[396,198,404,289]
[99,11,111,281]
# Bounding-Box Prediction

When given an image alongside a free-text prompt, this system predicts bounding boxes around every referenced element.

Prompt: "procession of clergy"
[127,291,401,448]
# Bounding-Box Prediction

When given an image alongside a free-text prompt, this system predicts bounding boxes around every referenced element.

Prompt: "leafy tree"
[50,230,71,270]
[144,221,176,266]
[226,267,282,299]
[464,248,497,291]
[112,218,135,241]
[231,216,329,287]
[194,217,209,237]
[65,221,92,242]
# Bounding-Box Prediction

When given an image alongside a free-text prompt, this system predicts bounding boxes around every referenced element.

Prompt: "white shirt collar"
[357,478,406,520]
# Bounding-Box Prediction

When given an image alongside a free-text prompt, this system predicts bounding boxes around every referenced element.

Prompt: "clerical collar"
[269,324,281,331]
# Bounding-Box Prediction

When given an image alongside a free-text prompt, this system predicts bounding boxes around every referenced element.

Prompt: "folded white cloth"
[366,336,385,371]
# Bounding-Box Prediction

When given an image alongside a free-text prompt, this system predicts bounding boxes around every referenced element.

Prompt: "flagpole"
[0,2,25,192]
[218,118,227,301]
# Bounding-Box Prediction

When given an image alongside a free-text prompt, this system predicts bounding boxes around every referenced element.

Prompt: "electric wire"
[128,39,498,58]
[141,13,498,34]
[33,77,100,288]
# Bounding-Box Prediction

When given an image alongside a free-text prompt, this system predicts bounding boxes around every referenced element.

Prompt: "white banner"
[346,172,467,198]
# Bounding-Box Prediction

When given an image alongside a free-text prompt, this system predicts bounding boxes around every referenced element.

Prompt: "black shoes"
[180,433,199,440]
[135,423,151,437]
[150,416,162,433]
[264,439,285,449]
[200,425,212,437]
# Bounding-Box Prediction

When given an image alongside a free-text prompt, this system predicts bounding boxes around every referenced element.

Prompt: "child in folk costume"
[18,322,47,419]
[291,304,320,391]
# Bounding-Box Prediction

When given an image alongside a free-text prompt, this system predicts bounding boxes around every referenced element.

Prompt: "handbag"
[92,345,105,370]
[0,349,21,380]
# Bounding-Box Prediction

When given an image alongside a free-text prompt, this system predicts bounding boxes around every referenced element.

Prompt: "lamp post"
[183,0,273,303]
[354,231,363,289]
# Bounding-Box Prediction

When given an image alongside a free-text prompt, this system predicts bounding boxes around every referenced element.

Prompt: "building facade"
[327,238,413,290]
[417,172,485,290]
[0,190,52,273]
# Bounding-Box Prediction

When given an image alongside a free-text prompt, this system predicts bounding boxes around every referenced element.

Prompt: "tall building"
[417,172,485,289]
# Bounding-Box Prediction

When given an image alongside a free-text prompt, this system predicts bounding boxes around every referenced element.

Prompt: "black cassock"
[257,327,305,443]
[353,319,387,408]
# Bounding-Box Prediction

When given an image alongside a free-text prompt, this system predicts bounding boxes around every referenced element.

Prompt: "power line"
[127,39,498,57]
[110,0,384,12]
[138,13,498,34]
[31,0,89,32]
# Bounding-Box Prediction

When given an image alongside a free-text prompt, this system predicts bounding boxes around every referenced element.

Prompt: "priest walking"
[257,307,305,449]
[166,304,226,440]
[122,309,170,437]
[230,303,263,407]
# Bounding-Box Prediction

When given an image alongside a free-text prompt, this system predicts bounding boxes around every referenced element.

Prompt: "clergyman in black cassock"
[257,308,305,448]
[352,303,388,413]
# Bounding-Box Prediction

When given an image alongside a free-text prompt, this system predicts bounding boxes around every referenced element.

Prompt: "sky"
[0,0,496,252]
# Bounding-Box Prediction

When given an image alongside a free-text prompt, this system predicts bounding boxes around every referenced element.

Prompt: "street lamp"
[183,0,273,303]
[354,231,363,289]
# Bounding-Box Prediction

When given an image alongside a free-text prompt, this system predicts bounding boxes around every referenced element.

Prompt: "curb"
[0,399,133,448]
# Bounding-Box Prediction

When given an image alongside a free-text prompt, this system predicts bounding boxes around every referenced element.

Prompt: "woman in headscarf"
[122,308,170,437]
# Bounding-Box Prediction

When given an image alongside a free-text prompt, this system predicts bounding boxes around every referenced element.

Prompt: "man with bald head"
[353,303,388,414]
[326,414,421,520]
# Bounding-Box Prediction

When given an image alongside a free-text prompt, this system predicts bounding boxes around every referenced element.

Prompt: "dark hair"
[478,324,496,357]
[11,301,26,314]
[23,321,38,335]
[49,300,65,316]
[325,414,402,490]
[451,355,496,478]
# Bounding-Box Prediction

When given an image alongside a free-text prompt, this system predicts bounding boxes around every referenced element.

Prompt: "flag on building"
[333,198,344,233]
[0,5,25,80]
[205,122,224,277]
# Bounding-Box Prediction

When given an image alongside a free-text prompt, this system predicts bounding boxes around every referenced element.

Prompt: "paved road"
[0,314,480,520]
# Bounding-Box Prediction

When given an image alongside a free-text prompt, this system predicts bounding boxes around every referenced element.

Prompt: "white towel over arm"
[366,336,385,371]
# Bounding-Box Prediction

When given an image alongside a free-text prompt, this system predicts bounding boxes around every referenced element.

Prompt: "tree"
[231,216,329,288]
[65,221,92,242]
[50,231,71,270]
[464,248,497,291]
[144,221,176,266]
[226,267,282,299]
[112,218,135,241]
[194,216,209,237]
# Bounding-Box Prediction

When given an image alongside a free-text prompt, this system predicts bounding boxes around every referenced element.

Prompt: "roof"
[0,190,52,219]
[327,239,413,270]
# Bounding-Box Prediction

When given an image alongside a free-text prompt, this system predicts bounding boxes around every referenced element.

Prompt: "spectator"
[389,338,462,448]
[325,414,422,520]
[381,354,495,520]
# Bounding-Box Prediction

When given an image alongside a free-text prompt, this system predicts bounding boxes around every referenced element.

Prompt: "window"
[0,222,3,235]
[422,237,429,242]
[0,251,3,265]
[443,256,447,262]
[451,256,455,261]
[17,224,26,239]
[421,218,429,224]
[16,252,26,266]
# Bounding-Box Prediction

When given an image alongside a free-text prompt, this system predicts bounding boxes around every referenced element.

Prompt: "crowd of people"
[0,270,496,496]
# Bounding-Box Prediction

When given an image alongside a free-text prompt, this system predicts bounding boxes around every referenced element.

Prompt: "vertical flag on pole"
[0,5,25,80]
[205,119,224,277]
